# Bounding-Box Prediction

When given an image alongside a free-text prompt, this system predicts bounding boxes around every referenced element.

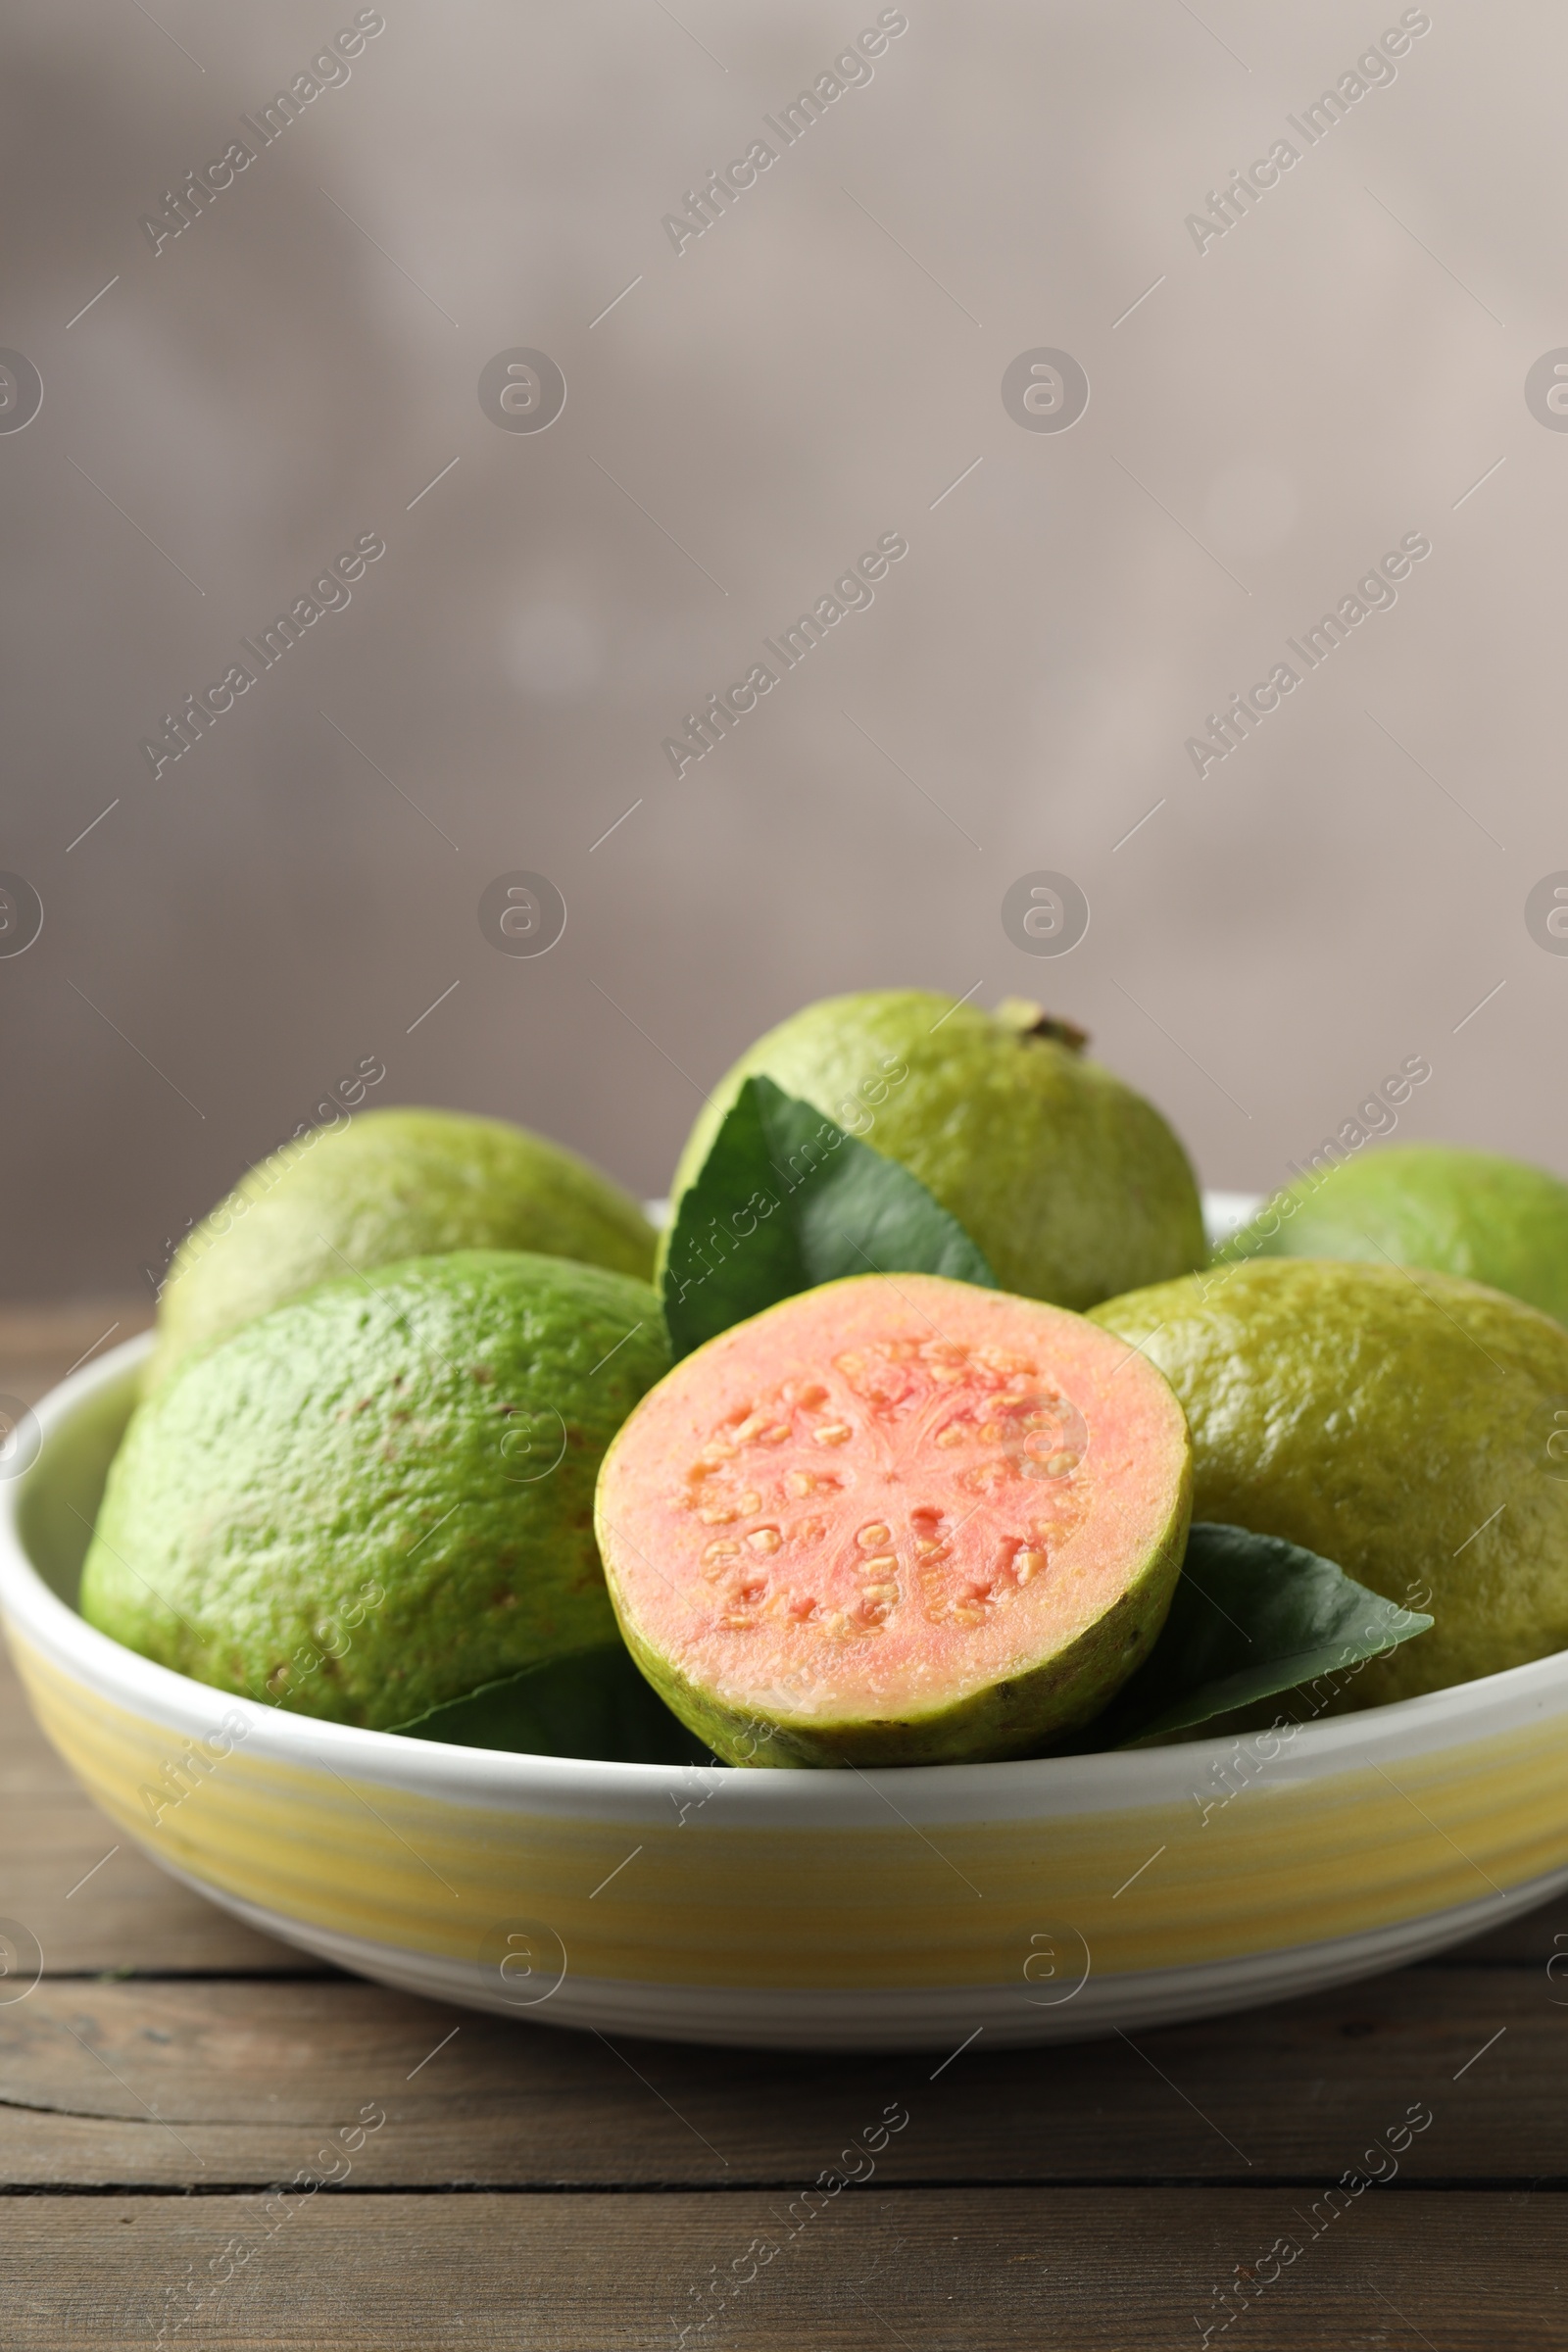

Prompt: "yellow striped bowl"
[4,1330,1567,2048]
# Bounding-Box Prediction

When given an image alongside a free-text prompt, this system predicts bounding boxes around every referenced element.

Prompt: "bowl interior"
[16,1356,142,1609]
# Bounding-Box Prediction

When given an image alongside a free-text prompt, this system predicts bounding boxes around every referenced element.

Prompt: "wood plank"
[0,1964,1554,2189]
[0,2187,1561,2350]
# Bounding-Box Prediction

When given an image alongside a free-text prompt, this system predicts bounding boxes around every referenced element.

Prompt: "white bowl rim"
[5,1328,1568,1827]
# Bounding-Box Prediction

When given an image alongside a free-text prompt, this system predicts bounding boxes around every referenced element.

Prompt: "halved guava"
[595,1273,1192,1766]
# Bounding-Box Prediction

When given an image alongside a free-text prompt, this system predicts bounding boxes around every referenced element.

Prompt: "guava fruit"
[662,993,1205,1312]
[1090,1258,1568,1709]
[1238,1142,1568,1327]
[82,1250,669,1729]
[595,1272,1193,1766]
[151,1106,656,1386]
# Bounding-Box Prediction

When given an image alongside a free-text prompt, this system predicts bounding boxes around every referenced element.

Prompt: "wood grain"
[0,1961,1558,2189]
[5,2188,1564,2350]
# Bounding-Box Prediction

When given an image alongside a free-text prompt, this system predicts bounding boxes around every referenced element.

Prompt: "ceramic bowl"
[4,1315,1568,2051]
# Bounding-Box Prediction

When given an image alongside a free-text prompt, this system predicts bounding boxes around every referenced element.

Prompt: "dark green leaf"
[389,1644,708,1763]
[1089,1522,1434,1749]
[663,1074,995,1357]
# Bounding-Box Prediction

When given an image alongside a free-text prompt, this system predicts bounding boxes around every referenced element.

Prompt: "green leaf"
[663,1074,996,1357]
[389,1645,708,1763]
[1088,1522,1434,1749]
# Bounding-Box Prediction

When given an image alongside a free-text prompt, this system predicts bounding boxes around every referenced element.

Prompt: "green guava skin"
[151,1107,656,1388]
[82,1250,669,1729]
[662,992,1206,1311]
[1090,1259,1568,1709]
[1239,1143,1568,1327]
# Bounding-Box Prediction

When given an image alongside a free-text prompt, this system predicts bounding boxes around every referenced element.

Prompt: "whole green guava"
[151,1106,655,1387]
[1091,1258,1568,1708]
[82,1250,668,1728]
[1237,1142,1568,1326]
[663,993,1205,1310]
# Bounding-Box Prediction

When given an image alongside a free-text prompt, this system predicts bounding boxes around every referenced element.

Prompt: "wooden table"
[5,1304,1567,2349]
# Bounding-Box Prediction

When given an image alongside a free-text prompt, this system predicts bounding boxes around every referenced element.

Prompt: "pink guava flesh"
[596,1274,1192,1766]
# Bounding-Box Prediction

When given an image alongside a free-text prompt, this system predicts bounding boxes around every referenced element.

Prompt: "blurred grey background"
[3,0,1563,1300]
